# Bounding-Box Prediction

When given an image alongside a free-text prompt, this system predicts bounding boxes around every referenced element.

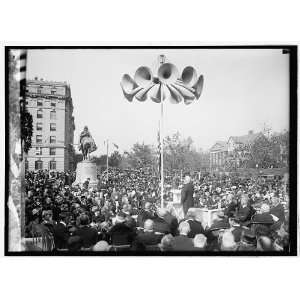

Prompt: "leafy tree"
[163,132,209,172]
[250,135,275,168]
[127,143,155,168]
[269,131,289,167]
[109,150,122,167]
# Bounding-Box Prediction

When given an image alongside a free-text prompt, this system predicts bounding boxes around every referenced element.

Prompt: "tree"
[126,142,155,168]
[109,150,122,167]
[163,132,209,172]
[250,135,275,168]
[270,131,289,167]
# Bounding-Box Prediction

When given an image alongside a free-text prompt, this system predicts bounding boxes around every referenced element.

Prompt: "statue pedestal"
[74,160,98,188]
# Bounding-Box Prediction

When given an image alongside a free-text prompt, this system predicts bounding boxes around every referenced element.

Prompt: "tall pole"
[160,84,164,208]
[106,139,109,182]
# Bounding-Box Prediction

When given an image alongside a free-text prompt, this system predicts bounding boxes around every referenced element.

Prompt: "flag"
[113,143,119,149]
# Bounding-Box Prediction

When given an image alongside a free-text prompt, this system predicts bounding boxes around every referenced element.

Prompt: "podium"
[188,208,223,228]
[74,160,98,188]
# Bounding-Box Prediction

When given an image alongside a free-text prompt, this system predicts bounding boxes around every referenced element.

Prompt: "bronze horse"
[80,136,94,160]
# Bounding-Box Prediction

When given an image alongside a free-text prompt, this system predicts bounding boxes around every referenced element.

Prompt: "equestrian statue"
[78,126,97,160]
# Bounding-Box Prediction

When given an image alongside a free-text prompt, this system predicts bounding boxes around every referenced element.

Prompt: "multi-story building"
[209,141,228,170]
[25,78,76,172]
[210,131,264,171]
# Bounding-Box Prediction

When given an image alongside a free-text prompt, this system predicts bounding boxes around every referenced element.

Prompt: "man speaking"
[181,173,194,217]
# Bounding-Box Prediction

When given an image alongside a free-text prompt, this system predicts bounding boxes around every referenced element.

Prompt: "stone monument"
[73,126,98,188]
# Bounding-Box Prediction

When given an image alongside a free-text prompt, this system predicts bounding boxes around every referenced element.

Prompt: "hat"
[241,229,257,245]
[67,236,82,251]
[250,213,274,225]
[79,214,90,226]
[115,212,126,223]
[210,220,230,231]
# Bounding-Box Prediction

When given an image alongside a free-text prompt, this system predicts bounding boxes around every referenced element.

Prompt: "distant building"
[25,78,75,171]
[227,130,264,152]
[210,130,264,171]
[209,141,228,170]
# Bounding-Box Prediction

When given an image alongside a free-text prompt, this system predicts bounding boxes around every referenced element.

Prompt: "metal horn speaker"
[157,63,179,84]
[171,83,195,101]
[134,66,153,88]
[193,75,204,99]
[166,85,183,104]
[148,83,164,103]
[120,74,143,102]
[135,84,155,102]
[181,66,198,87]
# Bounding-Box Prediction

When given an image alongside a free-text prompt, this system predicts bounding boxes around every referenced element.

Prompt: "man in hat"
[108,212,136,247]
[185,210,205,238]
[181,173,194,217]
[153,208,171,234]
[206,219,230,251]
[53,213,70,250]
[270,192,285,225]
[237,229,257,251]
[235,194,252,225]
[224,195,238,218]
[73,213,98,249]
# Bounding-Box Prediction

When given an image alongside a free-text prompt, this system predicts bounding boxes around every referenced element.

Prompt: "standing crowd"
[24,167,290,252]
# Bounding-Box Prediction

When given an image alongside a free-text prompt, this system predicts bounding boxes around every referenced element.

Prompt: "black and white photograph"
[5,46,297,255]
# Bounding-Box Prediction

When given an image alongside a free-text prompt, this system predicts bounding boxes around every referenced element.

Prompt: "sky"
[26,48,289,156]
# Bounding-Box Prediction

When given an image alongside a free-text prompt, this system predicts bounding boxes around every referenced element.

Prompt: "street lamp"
[120,55,204,208]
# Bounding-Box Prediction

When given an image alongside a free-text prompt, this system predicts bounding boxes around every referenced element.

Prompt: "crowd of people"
[24,167,290,252]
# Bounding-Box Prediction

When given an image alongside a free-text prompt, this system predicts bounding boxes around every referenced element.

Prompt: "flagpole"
[106,139,109,182]
[160,84,164,208]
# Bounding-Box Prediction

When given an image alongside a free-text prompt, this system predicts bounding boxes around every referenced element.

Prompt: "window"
[50,123,56,131]
[36,135,42,144]
[50,136,56,144]
[51,101,56,107]
[51,90,56,95]
[25,159,28,171]
[49,148,56,155]
[49,161,56,170]
[36,122,42,131]
[37,109,43,118]
[37,100,43,106]
[35,160,43,170]
[37,88,41,94]
[50,110,56,120]
[36,147,42,155]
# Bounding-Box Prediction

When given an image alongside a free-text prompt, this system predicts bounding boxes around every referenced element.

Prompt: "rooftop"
[27,78,70,87]
[210,141,228,152]
[229,131,263,145]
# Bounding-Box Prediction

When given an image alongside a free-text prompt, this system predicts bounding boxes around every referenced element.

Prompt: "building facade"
[209,131,264,171]
[209,141,228,171]
[25,78,76,172]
